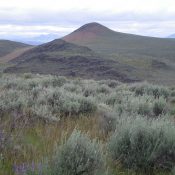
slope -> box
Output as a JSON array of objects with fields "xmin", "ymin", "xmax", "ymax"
[
  {"xmin": 63, "ymin": 22, "xmax": 175, "ymax": 61},
  {"xmin": 4, "ymin": 39, "xmax": 137, "ymax": 82},
  {"xmin": 63, "ymin": 22, "xmax": 175, "ymax": 85},
  {"xmin": 0, "ymin": 46, "xmax": 34, "ymax": 64},
  {"xmin": 0, "ymin": 40, "xmax": 30, "ymax": 57}
]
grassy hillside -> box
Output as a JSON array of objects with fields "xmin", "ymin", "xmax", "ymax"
[
  {"xmin": 3, "ymin": 23, "xmax": 175, "ymax": 85},
  {"xmin": 4, "ymin": 39, "xmax": 138, "ymax": 82},
  {"xmin": 0, "ymin": 47, "xmax": 34, "ymax": 64},
  {"xmin": 0, "ymin": 40, "xmax": 30, "ymax": 57},
  {"xmin": 63, "ymin": 22, "xmax": 175, "ymax": 85},
  {"xmin": 0, "ymin": 73, "xmax": 175, "ymax": 175},
  {"xmin": 63, "ymin": 22, "xmax": 175, "ymax": 60}
]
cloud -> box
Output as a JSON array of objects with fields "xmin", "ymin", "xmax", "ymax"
[{"xmin": 0, "ymin": 0, "xmax": 175, "ymax": 38}]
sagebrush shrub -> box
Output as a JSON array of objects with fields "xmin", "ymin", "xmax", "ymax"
[
  {"xmin": 33, "ymin": 86, "xmax": 97, "ymax": 117},
  {"xmin": 172, "ymin": 167, "xmax": 175, "ymax": 175},
  {"xmin": 114, "ymin": 94, "xmax": 154, "ymax": 116},
  {"xmin": 171, "ymin": 90, "xmax": 175, "ymax": 97},
  {"xmin": 137, "ymin": 102, "xmax": 152, "ymax": 116},
  {"xmin": 150, "ymin": 87, "xmax": 169, "ymax": 99},
  {"xmin": 0, "ymin": 90, "xmax": 27, "ymax": 114},
  {"xmin": 63, "ymin": 83, "xmax": 82, "ymax": 93},
  {"xmin": 96, "ymin": 84, "xmax": 111, "ymax": 94},
  {"xmin": 130, "ymin": 83, "xmax": 170, "ymax": 99},
  {"xmin": 98, "ymin": 104, "xmax": 118, "ymax": 134},
  {"xmin": 41, "ymin": 76, "xmax": 67, "ymax": 87},
  {"xmin": 78, "ymin": 97, "xmax": 97, "ymax": 114},
  {"xmin": 108, "ymin": 116, "xmax": 175, "ymax": 173},
  {"xmin": 23, "ymin": 73, "xmax": 33, "ymax": 79},
  {"xmin": 0, "ymin": 129, "xmax": 5, "ymax": 152},
  {"xmin": 98, "ymin": 79, "xmax": 120, "ymax": 88},
  {"xmin": 83, "ymin": 86, "xmax": 97, "ymax": 97},
  {"xmin": 56, "ymin": 93, "xmax": 80, "ymax": 115},
  {"xmin": 153, "ymin": 98, "xmax": 167, "ymax": 116},
  {"xmin": 171, "ymin": 97, "xmax": 175, "ymax": 103},
  {"xmin": 105, "ymin": 93, "xmax": 120, "ymax": 106},
  {"xmin": 51, "ymin": 130, "xmax": 104, "ymax": 175},
  {"xmin": 170, "ymin": 108, "xmax": 175, "ymax": 115}
]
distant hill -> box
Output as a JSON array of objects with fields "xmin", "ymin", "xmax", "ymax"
[
  {"xmin": 30, "ymin": 34, "xmax": 61, "ymax": 44},
  {"xmin": 4, "ymin": 23, "xmax": 175, "ymax": 85},
  {"xmin": 168, "ymin": 34, "xmax": 175, "ymax": 38},
  {"xmin": 63, "ymin": 22, "xmax": 175, "ymax": 61},
  {"xmin": 0, "ymin": 40, "xmax": 30, "ymax": 57},
  {"xmin": 0, "ymin": 34, "xmax": 61, "ymax": 45},
  {"xmin": 5, "ymin": 39, "xmax": 136, "ymax": 82},
  {"xmin": 16, "ymin": 34, "xmax": 61, "ymax": 45},
  {"xmin": 0, "ymin": 47, "xmax": 34, "ymax": 64},
  {"xmin": 63, "ymin": 22, "xmax": 175, "ymax": 85}
]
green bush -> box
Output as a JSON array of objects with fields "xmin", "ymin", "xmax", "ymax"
[
  {"xmin": 170, "ymin": 108, "xmax": 175, "ymax": 115},
  {"xmin": 83, "ymin": 86, "xmax": 97, "ymax": 97},
  {"xmin": 137, "ymin": 102, "xmax": 152, "ymax": 116},
  {"xmin": 153, "ymin": 98, "xmax": 167, "ymax": 116},
  {"xmin": 79, "ymin": 97, "xmax": 97, "ymax": 114},
  {"xmin": 58, "ymin": 94, "xmax": 97, "ymax": 116},
  {"xmin": 172, "ymin": 167, "xmax": 175, "ymax": 175},
  {"xmin": 130, "ymin": 83, "xmax": 170, "ymax": 99},
  {"xmin": 131, "ymin": 83, "xmax": 145, "ymax": 96},
  {"xmin": 59, "ymin": 94, "xmax": 81, "ymax": 115},
  {"xmin": 96, "ymin": 84, "xmax": 111, "ymax": 94},
  {"xmin": 114, "ymin": 95, "xmax": 154, "ymax": 116},
  {"xmin": 41, "ymin": 76, "xmax": 67, "ymax": 88},
  {"xmin": 98, "ymin": 105, "xmax": 117, "ymax": 134},
  {"xmin": 36, "ymin": 88, "xmax": 97, "ymax": 117},
  {"xmin": 171, "ymin": 97, "xmax": 175, "ymax": 105},
  {"xmin": 63, "ymin": 83, "xmax": 82, "ymax": 93},
  {"xmin": 23, "ymin": 73, "xmax": 33, "ymax": 79},
  {"xmin": 0, "ymin": 90, "xmax": 27, "ymax": 114},
  {"xmin": 98, "ymin": 79, "xmax": 121, "ymax": 88},
  {"xmin": 171, "ymin": 90, "xmax": 175, "ymax": 97},
  {"xmin": 105, "ymin": 93, "xmax": 120, "ymax": 106},
  {"xmin": 51, "ymin": 130, "xmax": 104, "ymax": 175},
  {"xmin": 108, "ymin": 117, "xmax": 175, "ymax": 173}
]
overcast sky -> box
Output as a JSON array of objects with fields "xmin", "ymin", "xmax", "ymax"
[{"xmin": 0, "ymin": 0, "xmax": 175, "ymax": 40}]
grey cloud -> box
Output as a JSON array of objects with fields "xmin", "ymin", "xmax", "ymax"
[
  {"xmin": 0, "ymin": 8, "xmax": 175, "ymax": 25},
  {"xmin": 0, "ymin": 8, "xmax": 175, "ymax": 39}
]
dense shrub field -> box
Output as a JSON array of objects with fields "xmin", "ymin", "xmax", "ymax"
[
  {"xmin": 0, "ymin": 73, "xmax": 175, "ymax": 175},
  {"xmin": 108, "ymin": 117, "xmax": 175, "ymax": 173}
]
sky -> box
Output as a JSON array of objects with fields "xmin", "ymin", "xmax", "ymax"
[{"xmin": 0, "ymin": 0, "xmax": 175, "ymax": 42}]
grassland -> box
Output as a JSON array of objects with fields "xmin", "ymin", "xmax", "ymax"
[
  {"xmin": 63, "ymin": 22, "xmax": 175, "ymax": 85},
  {"xmin": 0, "ymin": 47, "xmax": 34, "ymax": 64},
  {"xmin": 0, "ymin": 40, "xmax": 30, "ymax": 58},
  {"xmin": 0, "ymin": 73, "xmax": 175, "ymax": 175},
  {"xmin": 63, "ymin": 23, "xmax": 175, "ymax": 60}
]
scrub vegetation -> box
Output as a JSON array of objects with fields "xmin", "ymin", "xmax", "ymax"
[{"xmin": 0, "ymin": 73, "xmax": 175, "ymax": 175}]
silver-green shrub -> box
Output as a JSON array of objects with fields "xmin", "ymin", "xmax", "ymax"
[
  {"xmin": 41, "ymin": 76, "xmax": 67, "ymax": 87},
  {"xmin": 51, "ymin": 130, "xmax": 104, "ymax": 175},
  {"xmin": 96, "ymin": 84, "xmax": 112, "ymax": 94},
  {"xmin": 59, "ymin": 94, "xmax": 97, "ymax": 115},
  {"xmin": 98, "ymin": 105, "xmax": 117, "ymax": 134},
  {"xmin": 130, "ymin": 82, "xmax": 170, "ymax": 99},
  {"xmin": 98, "ymin": 79, "xmax": 121, "ymax": 88},
  {"xmin": 172, "ymin": 167, "xmax": 175, "ymax": 175},
  {"xmin": 152, "ymin": 98, "xmax": 168, "ymax": 116},
  {"xmin": 108, "ymin": 116, "xmax": 175, "ymax": 173},
  {"xmin": 0, "ymin": 74, "xmax": 171, "ymax": 122}
]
